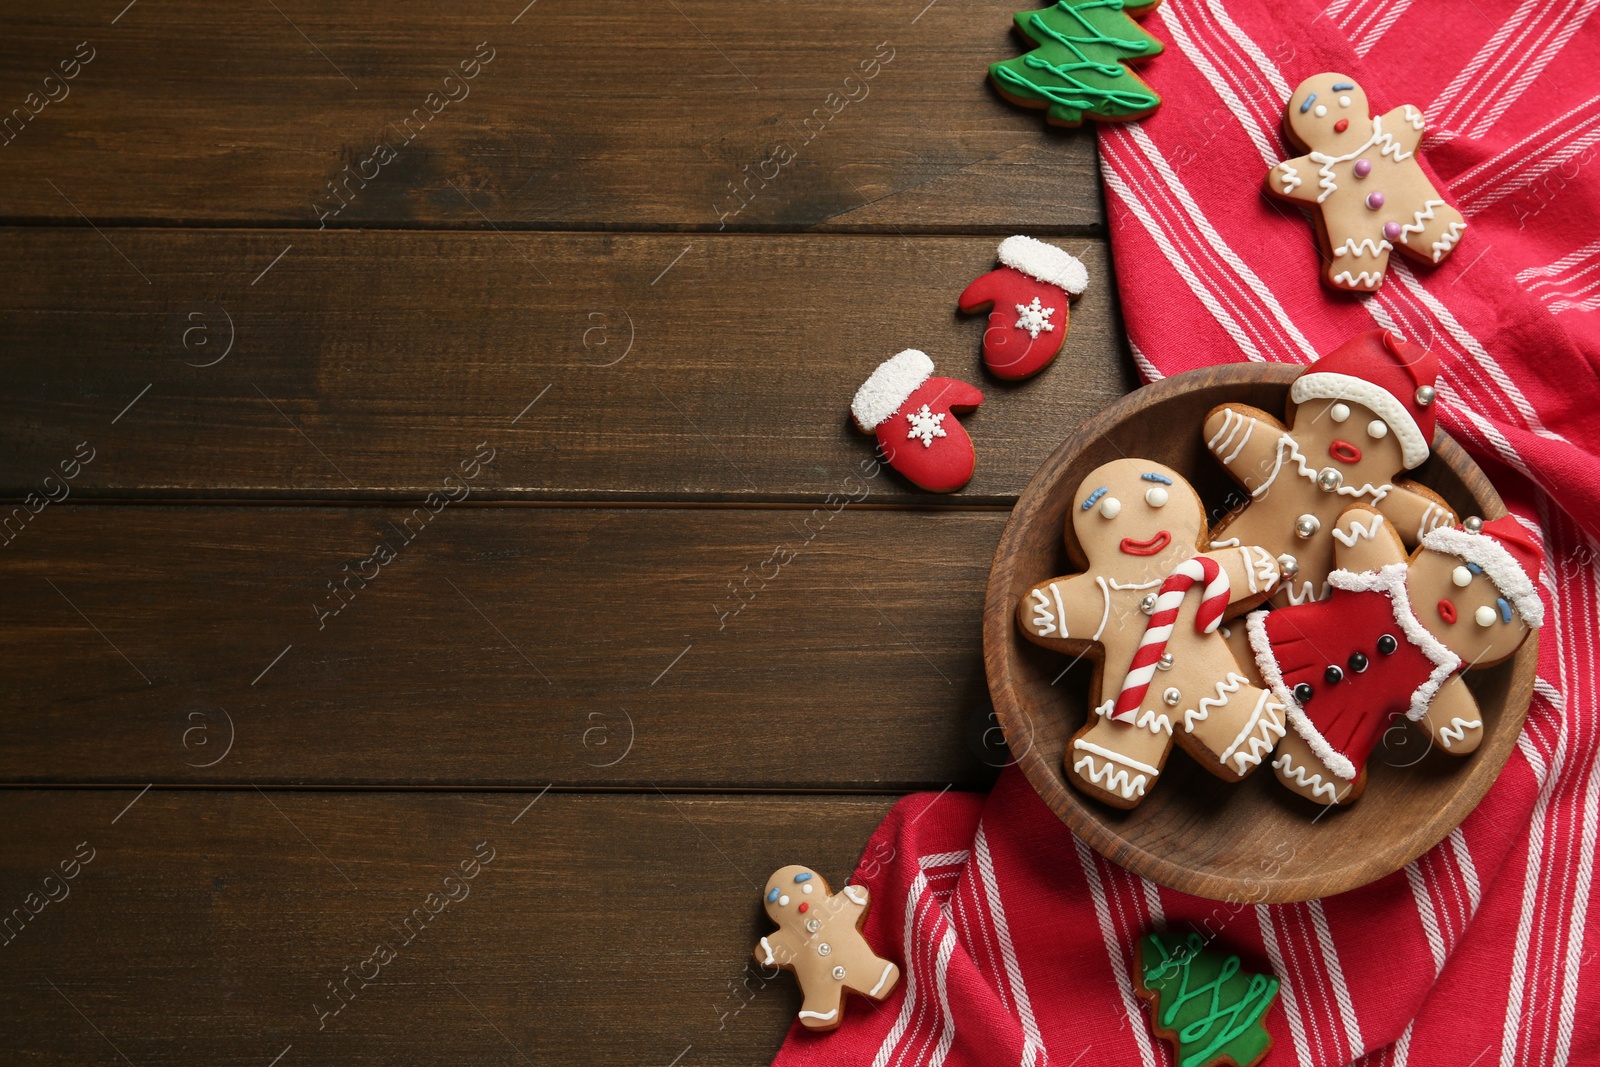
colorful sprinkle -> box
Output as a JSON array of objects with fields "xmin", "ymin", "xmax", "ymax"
[
  {"xmin": 1140, "ymin": 472, "xmax": 1173, "ymax": 484},
  {"xmin": 1299, "ymin": 93, "xmax": 1317, "ymax": 114},
  {"xmin": 793, "ymin": 872, "xmax": 812, "ymax": 882},
  {"xmin": 1082, "ymin": 486, "xmax": 1109, "ymax": 510},
  {"xmin": 1498, "ymin": 597, "xmax": 1513, "ymax": 623}
]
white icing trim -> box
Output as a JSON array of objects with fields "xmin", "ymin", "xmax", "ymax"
[
  {"xmin": 1331, "ymin": 511, "xmax": 1385, "ymax": 547},
  {"xmin": 1333, "ymin": 237, "xmax": 1393, "ymax": 259},
  {"xmin": 1438, "ymin": 716, "xmax": 1481, "ymax": 749},
  {"xmin": 1238, "ymin": 546, "xmax": 1258, "ymax": 594},
  {"xmin": 1209, "ymin": 537, "xmax": 1242, "ymax": 548},
  {"xmin": 1052, "ymin": 583, "xmax": 1068, "ymax": 638},
  {"xmin": 1290, "ymin": 374, "xmax": 1430, "ymax": 469},
  {"xmin": 1255, "ymin": 432, "xmax": 1395, "ymax": 500},
  {"xmin": 1028, "ymin": 587, "xmax": 1057, "ymax": 637},
  {"xmin": 1421, "ymin": 526, "xmax": 1544, "ymax": 627},
  {"xmin": 1307, "ymin": 115, "xmax": 1413, "ymax": 203},
  {"xmin": 1094, "ymin": 701, "xmax": 1173, "ymax": 735},
  {"xmin": 1223, "ymin": 417, "xmax": 1254, "ymax": 464},
  {"xmin": 1275, "ymin": 160, "xmax": 1302, "ymax": 193},
  {"xmin": 1073, "ymin": 739, "xmax": 1160, "ymax": 776},
  {"xmin": 868, "ymin": 962, "xmax": 895, "ymax": 997},
  {"xmin": 761, "ymin": 936, "xmax": 776, "ymax": 966},
  {"xmin": 799, "ymin": 1009, "xmax": 838, "ymax": 1022},
  {"xmin": 996, "ymin": 235, "xmax": 1088, "ymax": 295},
  {"xmin": 1186, "ymin": 671, "xmax": 1250, "ymax": 732},
  {"xmin": 1209, "ymin": 407, "xmax": 1243, "ymax": 456},
  {"xmin": 1072, "ymin": 750, "xmax": 1149, "ymax": 800},
  {"xmin": 842, "ymin": 885, "xmax": 867, "ymax": 905},
  {"xmin": 1326, "ymin": 563, "xmax": 1462, "ymax": 720},
  {"xmin": 1273, "ymin": 751, "xmax": 1340, "ymax": 803},
  {"xmin": 1221, "ymin": 688, "xmax": 1286, "ymax": 773},
  {"xmin": 1431, "ymin": 221, "xmax": 1466, "ymax": 262},
  {"xmin": 1285, "ymin": 579, "xmax": 1330, "ymax": 605},
  {"xmin": 1246, "ymin": 609, "xmax": 1359, "ymax": 779},
  {"xmin": 851, "ymin": 349, "xmax": 932, "ymax": 430},
  {"xmin": 1402, "ymin": 104, "xmax": 1425, "ymax": 132},
  {"xmin": 1333, "ymin": 270, "xmax": 1384, "ymax": 290}
]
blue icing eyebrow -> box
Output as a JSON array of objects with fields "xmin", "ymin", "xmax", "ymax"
[
  {"xmin": 1332, "ymin": 82, "xmax": 1355, "ymax": 91},
  {"xmin": 1082, "ymin": 486, "xmax": 1109, "ymax": 510},
  {"xmin": 1300, "ymin": 92, "xmax": 1318, "ymax": 113},
  {"xmin": 1141, "ymin": 472, "xmax": 1172, "ymax": 484},
  {"xmin": 793, "ymin": 872, "xmax": 811, "ymax": 883},
  {"xmin": 1467, "ymin": 562, "xmax": 1484, "ymax": 574},
  {"xmin": 1497, "ymin": 597, "xmax": 1513, "ymax": 623},
  {"xmin": 766, "ymin": 887, "xmax": 780, "ymax": 902}
]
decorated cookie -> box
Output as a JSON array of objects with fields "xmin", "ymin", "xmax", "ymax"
[
  {"xmin": 989, "ymin": 0, "xmax": 1165, "ymax": 128},
  {"xmin": 958, "ymin": 236, "xmax": 1089, "ymax": 380},
  {"xmin": 1205, "ymin": 329, "xmax": 1456, "ymax": 616},
  {"xmin": 1137, "ymin": 932, "xmax": 1280, "ymax": 1067},
  {"xmin": 851, "ymin": 350, "xmax": 984, "ymax": 493},
  {"xmin": 753, "ymin": 865, "xmax": 900, "ymax": 1032},
  {"xmin": 1267, "ymin": 72, "xmax": 1465, "ymax": 292},
  {"xmin": 1251, "ymin": 508, "xmax": 1543, "ymax": 805},
  {"xmin": 1016, "ymin": 459, "xmax": 1287, "ymax": 808}
]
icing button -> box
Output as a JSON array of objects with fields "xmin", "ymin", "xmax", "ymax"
[
  {"xmin": 832, "ymin": 966, "xmax": 846, "ymax": 981},
  {"xmin": 1377, "ymin": 634, "xmax": 1398, "ymax": 655},
  {"xmin": 1140, "ymin": 593, "xmax": 1159, "ymax": 615},
  {"xmin": 1157, "ymin": 652, "xmax": 1175, "ymax": 671},
  {"xmin": 1348, "ymin": 651, "xmax": 1369, "ymax": 673},
  {"xmin": 1384, "ymin": 221, "xmax": 1402, "ymax": 241},
  {"xmin": 1277, "ymin": 553, "xmax": 1299, "ymax": 578},
  {"xmin": 1415, "ymin": 385, "xmax": 1436, "ymax": 407},
  {"xmin": 1353, "ymin": 159, "xmax": 1372, "ymax": 178},
  {"xmin": 1324, "ymin": 665, "xmax": 1344, "ymax": 685},
  {"xmin": 1463, "ymin": 515, "xmax": 1483, "ymax": 533},
  {"xmin": 817, "ymin": 943, "xmax": 832, "ymax": 957},
  {"xmin": 1294, "ymin": 514, "xmax": 1320, "ymax": 539},
  {"xmin": 1366, "ymin": 191, "xmax": 1385, "ymax": 210},
  {"xmin": 1293, "ymin": 682, "xmax": 1314, "ymax": 704},
  {"xmin": 1162, "ymin": 687, "xmax": 1182, "ymax": 707},
  {"xmin": 1316, "ymin": 467, "xmax": 1344, "ymax": 492},
  {"xmin": 806, "ymin": 918, "xmax": 822, "ymax": 932}
]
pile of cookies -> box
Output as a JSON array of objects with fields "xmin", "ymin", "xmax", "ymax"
[{"xmin": 1014, "ymin": 329, "xmax": 1544, "ymax": 808}]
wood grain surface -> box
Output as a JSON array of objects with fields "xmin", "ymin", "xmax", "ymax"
[
  {"xmin": 0, "ymin": 0, "xmax": 1101, "ymax": 231},
  {"xmin": 0, "ymin": 790, "xmax": 904, "ymax": 1066},
  {"xmin": 0, "ymin": 1, "xmax": 1139, "ymax": 1062},
  {"xmin": 1, "ymin": 505, "xmax": 999, "ymax": 788},
  {"xmin": 0, "ymin": 231, "xmax": 1132, "ymax": 502}
]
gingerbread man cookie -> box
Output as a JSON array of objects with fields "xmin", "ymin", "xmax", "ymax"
[
  {"xmin": 1250, "ymin": 508, "xmax": 1543, "ymax": 805},
  {"xmin": 753, "ymin": 865, "xmax": 899, "ymax": 1031},
  {"xmin": 1205, "ymin": 330, "xmax": 1455, "ymax": 618},
  {"xmin": 1267, "ymin": 73, "xmax": 1465, "ymax": 292},
  {"xmin": 1016, "ymin": 459, "xmax": 1288, "ymax": 808}
]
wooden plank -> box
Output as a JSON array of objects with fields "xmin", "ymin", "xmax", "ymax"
[
  {"xmin": 0, "ymin": 789, "xmax": 906, "ymax": 1065},
  {"xmin": 0, "ymin": 0, "xmax": 1101, "ymax": 231},
  {"xmin": 0, "ymin": 505, "xmax": 1007, "ymax": 788},
  {"xmin": 0, "ymin": 230, "xmax": 1134, "ymax": 502}
]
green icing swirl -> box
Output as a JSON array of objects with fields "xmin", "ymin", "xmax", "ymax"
[{"xmin": 990, "ymin": 0, "xmax": 1163, "ymax": 124}]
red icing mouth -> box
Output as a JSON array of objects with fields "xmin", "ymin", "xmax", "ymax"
[
  {"xmin": 1334, "ymin": 118, "xmax": 1350, "ymax": 134},
  {"xmin": 1329, "ymin": 439, "xmax": 1363, "ymax": 464},
  {"xmin": 1438, "ymin": 599, "xmax": 1457, "ymax": 624},
  {"xmin": 1120, "ymin": 531, "xmax": 1172, "ymax": 556}
]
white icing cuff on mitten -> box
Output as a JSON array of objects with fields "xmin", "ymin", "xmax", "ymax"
[
  {"xmin": 851, "ymin": 349, "xmax": 933, "ymax": 431},
  {"xmin": 997, "ymin": 236, "xmax": 1089, "ymax": 295}
]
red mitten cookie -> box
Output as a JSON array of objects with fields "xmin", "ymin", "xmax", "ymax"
[
  {"xmin": 958, "ymin": 236, "xmax": 1089, "ymax": 380},
  {"xmin": 851, "ymin": 349, "xmax": 984, "ymax": 493}
]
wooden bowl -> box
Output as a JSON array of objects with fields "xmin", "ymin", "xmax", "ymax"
[{"xmin": 983, "ymin": 364, "xmax": 1538, "ymax": 903}]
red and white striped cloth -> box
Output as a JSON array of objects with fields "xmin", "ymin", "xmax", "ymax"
[{"xmin": 775, "ymin": 1, "xmax": 1600, "ymax": 1064}]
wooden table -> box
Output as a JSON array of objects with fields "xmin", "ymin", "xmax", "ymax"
[{"xmin": 0, "ymin": 3, "xmax": 1133, "ymax": 1062}]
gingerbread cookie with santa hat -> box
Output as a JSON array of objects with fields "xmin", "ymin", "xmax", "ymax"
[
  {"xmin": 1016, "ymin": 458, "xmax": 1288, "ymax": 808},
  {"xmin": 1250, "ymin": 507, "xmax": 1543, "ymax": 805},
  {"xmin": 1203, "ymin": 329, "xmax": 1456, "ymax": 614},
  {"xmin": 753, "ymin": 865, "xmax": 899, "ymax": 1031}
]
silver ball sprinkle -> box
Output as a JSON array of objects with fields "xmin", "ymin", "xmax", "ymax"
[
  {"xmin": 1415, "ymin": 385, "xmax": 1436, "ymax": 407},
  {"xmin": 806, "ymin": 918, "xmax": 822, "ymax": 933},
  {"xmin": 1295, "ymin": 513, "xmax": 1320, "ymax": 539},
  {"xmin": 817, "ymin": 942, "xmax": 832, "ymax": 956},
  {"xmin": 1162, "ymin": 687, "xmax": 1182, "ymax": 707},
  {"xmin": 1278, "ymin": 554, "xmax": 1300, "ymax": 578},
  {"xmin": 1140, "ymin": 593, "xmax": 1159, "ymax": 615},
  {"xmin": 832, "ymin": 966, "xmax": 847, "ymax": 981},
  {"xmin": 1157, "ymin": 652, "xmax": 1175, "ymax": 671},
  {"xmin": 1463, "ymin": 515, "xmax": 1483, "ymax": 533},
  {"xmin": 1316, "ymin": 467, "xmax": 1344, "ymax": 492}
]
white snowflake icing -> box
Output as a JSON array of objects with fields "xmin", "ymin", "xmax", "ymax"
[
  {"xmin": 1013, "ymin": 297, "xmax": 1056, "ymax": 339},
  {"xmin": 905, "ymin": 404, "xmax": 947, "ymax": 448}
]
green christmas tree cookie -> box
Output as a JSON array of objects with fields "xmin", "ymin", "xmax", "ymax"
[
  {"xmin": 989, "ymin": 0, "xmax": 1165, "ymax": 127},
  {"xmin": 1135, "ymin": 933, "xmax": 1280, "ymax": 1067}
]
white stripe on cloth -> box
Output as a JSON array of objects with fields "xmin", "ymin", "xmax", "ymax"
[
  {"xmin": 1353, "ymin": 0, "xmax": 1414, "ymax": 56},
  {"xmin": 873, "ymin": 852, "xmax": 968, "ymax": 1067},
  {"xmin": 1256, "ymin": 906, "xmax": 1316, "ymax": 1067},
  {"xmin": 1140, "ymin": 879, "xmax": 1165, "ymax": 931},
  {"xmin": 928, "ymin": 927, "xmax": 958, "ymax": 1067},
  {"xmin": 1466, "ymin": 110, "xmax": 1600, "ymax": 218},
  {"xmin": 1405, "ymin": 861, "xmax": 1449, "ymax": 974},
  {"xmin": 1428, "ymin": 0, "xmax": 1577, "ymax": 140},
  {"xmin": 1459, "ymin": 0, "xmax": 1599, "ymax": 141},
  {"xmin": 1449, "ymin": 96, "xmax": 1600, "ymax": 208},
  {"xmin": 1308, "ymin": 899, "xmax": 1365, "ymax": 1058},
  {"xmin": 974, "ymin": 824, "xmax": 1046, "ymax": 1066},
  {"xmin": 1281, "ymin": 904, "xmax": 1343, "ymax": 1064},
  {"xmin": 1159, "ymin": 0, "xmax": 1282, "ymax": 166},
  {"xmin": 1448, "ymin": 827, "xmax": 1483, "ymax": 915},
  {"xmin": 1073, "ymin": 835, "xmax": 1157, "ymax": 1067},
  {"xmin": 1517, "ymin": 238, "xmax": 1600, "ymax": 291}
]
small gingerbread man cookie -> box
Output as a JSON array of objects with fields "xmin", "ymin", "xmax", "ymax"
[
  {"xmin": 753, "ymin": 865, "xmax": 899, "ymax": 1031},
  {"xmin": 1205, "ymin": 329, "xmax": 1456, "ymax": 614},
  {"xmin": 1016, "ymin": 459, "xmax": 1288, "ymax": 808},
  {"xmin": 1267, "ymin": 73, "xmax": 1465, "ymax": 292}
]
